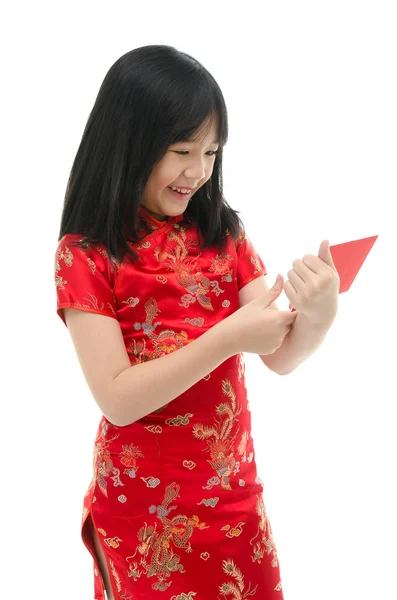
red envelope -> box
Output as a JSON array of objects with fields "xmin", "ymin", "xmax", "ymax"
[{"xmin": 291, "ymin": 235, "xmax": 378, "ymax": 311}]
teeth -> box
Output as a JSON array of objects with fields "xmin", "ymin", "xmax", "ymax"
[{"xmin": 170, "ymin": 186, "xmax": 190, "ymax": 194}]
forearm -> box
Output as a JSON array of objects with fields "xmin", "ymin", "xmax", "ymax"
[
  {"xmin": 260, "ymin": 310, "xmax": 338, "ymax": 376},
  {"xmin": 109, "ymin": 320, "xmax": 234, "ymax": 427}
]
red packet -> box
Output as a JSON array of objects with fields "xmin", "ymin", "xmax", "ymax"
[{"xmin": 290, "ymin": 235, "xmax": 378, "ymax": 311}]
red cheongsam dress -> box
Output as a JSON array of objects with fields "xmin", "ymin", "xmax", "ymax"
[{"xmin": 54, "ymin": 205, "xmax": 284, "ymax": 599}]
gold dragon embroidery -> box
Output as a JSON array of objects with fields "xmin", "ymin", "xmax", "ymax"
[{"xmin": 126, "ymin": 482, "xmax": 209, "ymax": 592}]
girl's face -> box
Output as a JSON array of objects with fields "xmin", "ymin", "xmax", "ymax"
[{"xmin": 140, "ymin": 117, "xmax": 219, "ymax": 221}]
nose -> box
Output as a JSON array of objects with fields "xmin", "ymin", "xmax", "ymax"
[{"xmin": 183, "ymin": 157, "xmax": 207, "ymax": 181}]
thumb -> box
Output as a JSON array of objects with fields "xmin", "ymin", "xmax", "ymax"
[
  {"xmin": 251, "ymin": 274, "xmax": 284, "ymax": 307},
  {"xmin": 318, "ymin": 239, "xmax": 336, "ymax": 269}
]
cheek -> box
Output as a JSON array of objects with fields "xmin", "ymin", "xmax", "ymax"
[
  {"xmin": 149, "ymin": 162, "xmax": 171, "ymax": 188},
  {"xmin": 160, "ymin": 169, "xmax": 179, "ymax": 188}
]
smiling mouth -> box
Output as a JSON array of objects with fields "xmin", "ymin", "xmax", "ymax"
[{"xmin": 167, "ymin": 187, "xmax": 193, "ymax": 199}]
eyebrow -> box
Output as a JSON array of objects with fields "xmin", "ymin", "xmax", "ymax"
[{"xmin": 183, "ymin": 139, "xmax": 219, "ymax": 145}]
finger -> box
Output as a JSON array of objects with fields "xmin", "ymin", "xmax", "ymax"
[
  {"xmin": 272, "ymin": 274, "xmax": 284, "ymax": 291},
  {"xmin": 280, "ymin": 310, "xmax": 298, "ymax": 322},
  {"xmin": 286, "ymin": 311, "xmax": 298, "ymax": 322},
  {"xmin": 252, "ymin": 275, "xmax": 284, "ymax": 307},
  {"xmin": 283, "ymin": 280, "xmax": 298, "ymax": 306},
  {"xmin": 288, "ymin": 266, "xmax": 315, "ymax": 291}
]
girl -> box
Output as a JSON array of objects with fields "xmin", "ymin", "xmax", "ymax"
[{"xmin": 54, "ymin": 45, "xmax": 299, "ymax": 599}]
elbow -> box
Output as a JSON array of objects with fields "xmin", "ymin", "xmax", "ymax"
[
  {"xmin": 106, "ymin": 401, "xmax": 138, "ymax": 429},
  {"xmin": 106, "ymin": 401, "xmax": 132, "ymax": 427},
  {"xmin": 274, "ymin": 366, "xmax": 296, "ymax": 376},
  {"xmin": 106, "ymin": 407, "xmax": 134, "ymax": 428},
  {"xmin": 102, "ymin": 372, "xmax": 136, "ymax": 427},
  {"xmin": 105, "ymin": 413, "xmax": 124, "ymax": 427},
  {"xmin": 97, "ymin": 381, "xmax": 127, "ymax": 427},
  {"xmin": 99, "ymin": 404, "xmax": 124, "ymax": 427}
]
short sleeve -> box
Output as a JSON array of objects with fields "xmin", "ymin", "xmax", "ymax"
[
  {"xmin": 235, "ymin": 228, "xmax": 267, "ymax": 291},
  {"xmin": 54, "ymin": 234, "xmax": 118, "ymax": 327}
]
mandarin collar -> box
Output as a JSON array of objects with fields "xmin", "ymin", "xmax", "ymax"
[{"xmin": 137, "ymin": 205, "xmax": 184, "ymax": 229}]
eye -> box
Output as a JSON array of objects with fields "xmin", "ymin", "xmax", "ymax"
[{"xmin": 174, "ymin": 150, "xmax": 219, "ymax": 157}]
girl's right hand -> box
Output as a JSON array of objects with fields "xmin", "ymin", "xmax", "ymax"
[{"xmin": 223, "ymin": 275, "xmax": 298, "ymax": 355}]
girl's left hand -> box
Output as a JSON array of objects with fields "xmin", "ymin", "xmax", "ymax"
[{"xmin": 284, "ymin": 240, "xmax": 340, "ymax": 324}]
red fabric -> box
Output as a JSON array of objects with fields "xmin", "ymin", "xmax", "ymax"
[{"xmin": 54, "ymin": 206, "xmax": 284, "ymax": 599}]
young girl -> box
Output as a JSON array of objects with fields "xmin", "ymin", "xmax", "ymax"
[{"xmin": 54, "ymin": 45, "xmax": 299, "ymax": 600}]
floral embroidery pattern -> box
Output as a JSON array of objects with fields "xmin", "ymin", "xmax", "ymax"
[
  {"xmin": 119, "ymin": 443, "xmax": 145, "ymax": 479},
  {"xmin": 209, "ymin": 252, "xmax": 235, "ymax": 283}
]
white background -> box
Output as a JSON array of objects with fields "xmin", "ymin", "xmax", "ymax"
[{"xmin": 2, "ymin": 1, "xmax": 396, "ymax": 598}]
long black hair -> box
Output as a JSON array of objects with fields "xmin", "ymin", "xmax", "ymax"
[{"xmin": 57, "ymin": 45, "xmax": 245, "ymax": 264}]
